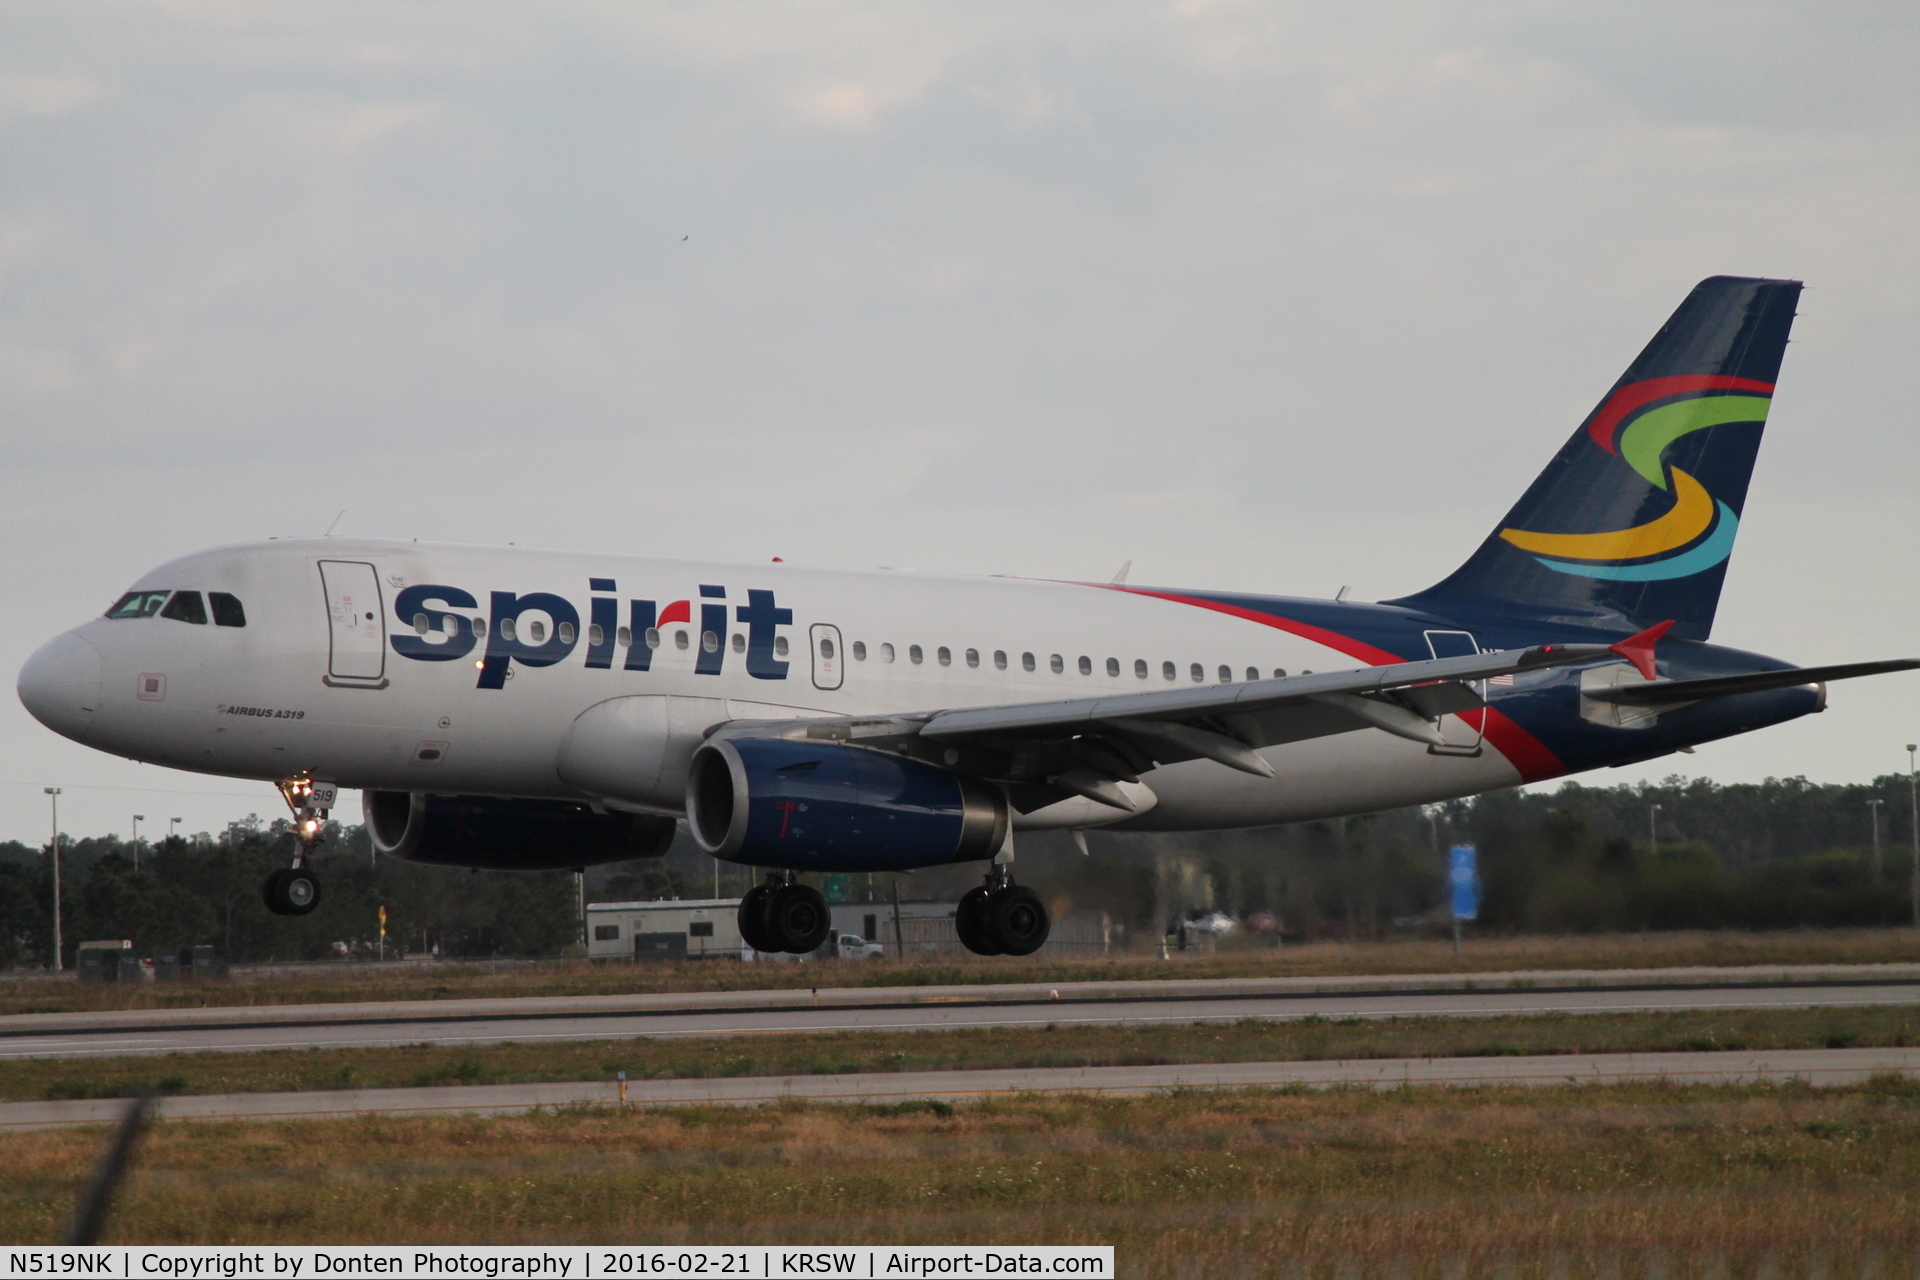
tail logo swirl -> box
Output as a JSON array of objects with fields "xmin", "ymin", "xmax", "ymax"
[{"xmin": 1499, "ymin": 377, "xmax": 1772, "ymax": 582}]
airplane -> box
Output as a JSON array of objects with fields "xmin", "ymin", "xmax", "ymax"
[{"xmin": 18, "ymin": 276, "xmax": 1918, "ymax": 958}]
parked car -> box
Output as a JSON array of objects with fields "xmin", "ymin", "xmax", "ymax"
[{"xmin": 837, "ymin": 933, "xmax": 886, "ymax": 959}]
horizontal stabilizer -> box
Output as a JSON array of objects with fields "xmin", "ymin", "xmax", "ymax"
[{"xmin": 1585, "ymin": 658, "xmax": 1920, "ymax": 707}]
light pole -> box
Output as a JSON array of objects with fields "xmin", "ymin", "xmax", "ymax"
[
  {"xmin": 169, "ymin": 817, "xmax": 182, "ymax": 842},
  {"xmin": 132, "ymin": 814, "xmax": 145, "ymax": 870},
  {"xmin": 1869, "ymin": 798, "xmax": 1886, "ymax": 883},
  {"xmin": 1908, "ymin": 744, "xmax": 1918, "ymax": 930},
  {"xmin": 1649, "ymin": 802, "xmax": 1662, "ymax": 853},
  {"xmin": 43, "ymin": 788, "xmax": 62, "ymax": 971}
]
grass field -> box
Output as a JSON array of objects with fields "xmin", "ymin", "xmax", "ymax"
[
  {"xmin": 5, "ymin": 927, "xmax": 1920, "ymax": 1017},
  {"xmin": 11, "ymin": 1005, "xmax": 1920, "ymax": 1102},
  {"xmin": 5, "ymin": 1080, "xmax": 1919, "ymax": 1267}
]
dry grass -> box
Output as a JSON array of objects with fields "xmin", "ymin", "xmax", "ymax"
[
  {"xmin": 6, "ymin": 927, "xmax": 1920, "ymax": 1017},
  {"xmin": 11, "ymin": 1004, "xmax": 1920, "ymax": 1103},
  {"xmin": 4, "ymin": 1079, "xmax": 1919, "ymax": 1266}
]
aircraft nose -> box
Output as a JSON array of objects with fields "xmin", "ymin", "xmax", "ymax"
[{"xmin": 17, "ymin": 631, "xmax": 102, "ymax": 745}]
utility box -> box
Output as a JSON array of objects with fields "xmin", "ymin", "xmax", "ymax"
[
  {"xmin": 76, "ymin": 941, "xmax": 140, "ymax": 984},
  {"xmin": 155, "ymin": 944, "xmax": 228, "ymax": 982}
]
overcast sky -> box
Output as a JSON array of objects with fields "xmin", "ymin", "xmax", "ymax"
[{"xmin": 2, "ymin": 1, "xmax": 1916, "ymax": 844}]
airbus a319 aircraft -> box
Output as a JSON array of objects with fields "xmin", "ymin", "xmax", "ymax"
[{"xmin": 18, "ymin": 277, "xmax": 1917, "ymax": 957}]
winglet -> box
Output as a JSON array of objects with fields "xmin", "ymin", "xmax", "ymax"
[
  {"xmin": 1110, "ymin": 561, "xmax": 1131, "ymax": 586},
  {"xmin": 324, "ymin": 510, "xmax": 347, "ymax": 537},
  {"xmin": 1609, "ymin": 619, "xmax": 1674, "ymax": 681}
]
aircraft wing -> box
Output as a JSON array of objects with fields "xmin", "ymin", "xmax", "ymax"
[{"xmin": 717, "ymin": 640, "xmax": 1619, "ymax": 812}]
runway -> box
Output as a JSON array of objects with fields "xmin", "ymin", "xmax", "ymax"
[
  {"xmin": 4, "ymin": 963, "xmax": 1917, "ymax": 1062},
  {"xmin": 4, "ymin": 1045, "xmax": 1915, "ymax": 1131}
]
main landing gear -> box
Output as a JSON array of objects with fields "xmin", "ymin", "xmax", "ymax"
[
  {"xmin": 738, "ymin": 873, "xmax": 833, "ymax": 955},
  {"xmin": 956, "ymin": 867, "xmax": 1050, "ymax": 957},
  {"xmin": 263, "ymin": 778, "xmax": 331, "ymax": 917}
]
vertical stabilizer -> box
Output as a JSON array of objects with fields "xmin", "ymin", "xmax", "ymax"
[{"xmin": 1389, "ymin": 276, "xmax": 1801, "ymax": 639}]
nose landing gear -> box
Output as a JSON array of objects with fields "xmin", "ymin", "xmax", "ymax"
[
  {"xmin": 957, "ymin": 866, "xmax": 1050, "ymax": 957},
  {"xmin": 264, "ymin": 778, "xmax": 333, "ymax": 917},
  {"xmin": 737, "ymin": 872, "xmax": 833, "ymax": 954}
]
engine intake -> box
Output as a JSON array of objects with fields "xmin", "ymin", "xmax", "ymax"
[
  {"xmin": 686, "ymin": 738, "xmax": 1007, "ymax": 871},
  {"xmin": 363, "ymin": 791, "xmax": 676, "ymax": 870}
]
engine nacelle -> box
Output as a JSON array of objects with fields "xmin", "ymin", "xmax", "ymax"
[
  {"xmin": 363, "ymin": 791, "xmax": 677, "ymax": 870},
  {"xmin": 685, "ymin": 738, "xmax": 1008, "ymax": 871}
]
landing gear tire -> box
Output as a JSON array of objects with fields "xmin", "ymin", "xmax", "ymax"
[
  {"xmin": 737, "ymin": 884, "xmax": 778, "ymax": 953},
  {"xmin": 955, "ymin": 886, "xmax": 1003, "ymax": 956},
  {"xmin": 767, "ymin": 883, "xmax": 832, "ymax": 954},
  {"xmin": 263, "ymin": 867, "xmax": 322, "ymax": 916},
  {"xmin": 989, "ymin": 885, "xmax": 1049, "ymax": 956}
]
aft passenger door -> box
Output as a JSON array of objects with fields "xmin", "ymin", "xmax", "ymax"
[
  {"xmin": 1423, "ymin": 629, "xmax": 1483, "ymax": 755},
  {"xmin": 319, "ymin": 560, "xmax": 388, "ymax": 687},
  {"xmin": 810, "ymin": 624, "xmax": 843, "ymax": 691}
]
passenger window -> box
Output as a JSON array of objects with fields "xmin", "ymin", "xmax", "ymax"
[
  {"xmin": 159, "ymin": 591, "xmax": 207, "ymax": 625},
  {"xmin": 1163, "ymin": 661, "xmax": 1176, "ymax": 681},
  {"xmin": 1190, "ymin": 663, "xmax": 1204, "ymax": 683},
  {"xmin": 731, "ymin": 633, "xmax": 745, "ymax": 653},
  {"xmin": 560, "ymin": 622, "xmax": 577, "ymax": 645},
  {"xmin": 675, "ymin": 630, "xmax": 690, "ymax": 650},
  {"xmin": 589, "ymin": 624, "xmax": 605, "ymax": 646},
  {"xmin": 1247, "ymin": 666, "xmax": 1260, "ymax": 682},
  {"xmin": 1078, "ymin": 656, "xmax": 1092, "ymax": 675},
  {"xmin": 106, "ymin": 590, "xmax": 172, "ymax": 619},
  {"xmin": 1273, "ymin": 668, "xmax": 1287, "ymax": 678},
  {"xmin": 1050, "ymin": 654, "xmax": 1064, "ymax": 674},
  {"xmin": 414, "ymin": 613, "xmax": 430, "ymax": 635},
  {"xmin": 820, "ymin": 637, "xmax": 836, "ymax": 659},
  {"xmin": 209, "ymin": 592, "xmax": 246, "ymax": 627},
  {"xmin": 529, "ymin": 620, "xmax": 547, "ymax": 644},
  {"xmin": 616, "ymin": 625, "xmax": 632, "ymax": 647},
  {"xmin": 965, "ymin": 648, "xmax": 979, "ymax": 668},
  {"xmin": 1105, "ymin": 657, "xmax": 1119, "ymax": 677},
  {"xmin": 646, "ymin": 627, "xmax": 661, "ymax": 648},
  {"xmin": 1022, "ymin": 652, "xmax": 1036, "ymax": 672},
  {"xmin": 994, "ymin": 651, "xmax": 1008, "ymax": 670},
  {"xmin": 881, "ymin": 642, "xmax": 895, "ymax": 662},
  {"xmin": 909, "ymin": 644, "xmax": 923, "ymax": 664},
  {"xmin": 852, "ymin": 641, "xmax": 866, "ymax": 661},
  {"xmin": 1218, "ymin": 665, "xmax": 1232, "ymax": 683},
  {"xmin": 937, "ymin": 646, "xmax": 951, "ymax": 666},
  {"xmin": 1135, "ymin": 659, "xmax": 1148, "ymax": 679},
  {"xmin": 501, "ymin": 618, "xmax": 518, "ymax": 642},
  {"xmin": 777, "ymin": 636, "xmax": 791, "ymax": 658},
  {"xmin": 701, "ymin": 630, "xmax": 718, "ymax": 652}
]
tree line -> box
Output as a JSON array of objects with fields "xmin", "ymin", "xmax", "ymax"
[{"xmin": 2, "ymin": 771, "xmax": 1917, "ymax": 967}]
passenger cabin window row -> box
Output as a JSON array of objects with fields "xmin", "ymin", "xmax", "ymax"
[
  {"xmin": 838, "ymin": 638, "xmax": 1285, "ymax": 684},
  {"xmin": 106, "ymin": 590, "xmax": 246, "ymax": 627}
]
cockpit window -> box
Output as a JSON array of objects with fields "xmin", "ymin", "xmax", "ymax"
[
  {"xmin": 209, "ymin": 592, "xmax": 246, "ymax": 627},
  {"xmin": 106, "ymin": 590, "xmax": 171, "ymax": 619},
  {"xmin": 159, "ymin": 591, "xmax": 208, "ymax": 624}
]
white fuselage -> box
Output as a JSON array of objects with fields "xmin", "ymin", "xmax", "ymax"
[{"xmin": 23, "ymin": 537, "xmax": 1527, "ymax": 833}]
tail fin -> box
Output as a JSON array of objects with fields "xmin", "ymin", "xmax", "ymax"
[{"xmin": 1389, "ymin": 275, "xmax": 1801, "ymax": 640}]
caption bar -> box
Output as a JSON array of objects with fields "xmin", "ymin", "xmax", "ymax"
[{"xmin": 4, "ymin": 1248, "xmax": 1113, "ymax": 1280}]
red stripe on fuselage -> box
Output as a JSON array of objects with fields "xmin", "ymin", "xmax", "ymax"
[
  {"xmin": 1584, "ymin": 375, "xmax": 1775, "ymax": 453},
  {"xmin": 1093, "ymin": 585, "xmax": 1566, "ymax": 784}
]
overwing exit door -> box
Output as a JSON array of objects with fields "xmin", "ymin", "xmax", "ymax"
[
  {"xmin": 319, "ymin": 560, "xmax": 387, "ymax": 687},
  {"xmin": 810, "ymin": 624, "xmax": 844, "ymax": 691},
  {"xmin": 1423, "ymin": 629, "xmax": 1484, "ymax": 755}
]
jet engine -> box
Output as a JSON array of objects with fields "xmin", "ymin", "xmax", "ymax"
[
  {"xmin": 685, "ymin": 738, "xmax": 1007, "ymax": 871},
  {"xmin": 363, "ymin": 791, "xmax": 677, "ymax": 870}
]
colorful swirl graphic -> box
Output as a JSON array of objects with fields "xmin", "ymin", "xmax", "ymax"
[{"xmin": 1500, "ymin": 380, "xmax": 1771, "ymax": 582}]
